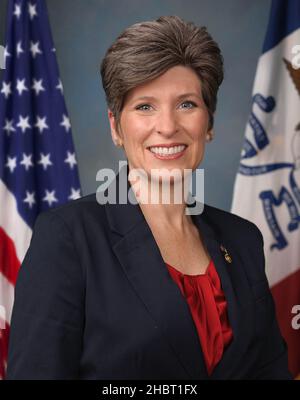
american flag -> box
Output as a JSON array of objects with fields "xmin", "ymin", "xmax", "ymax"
[{"xmin": 0, "ymin": 0, "xmax": 81, "ymax": 379}]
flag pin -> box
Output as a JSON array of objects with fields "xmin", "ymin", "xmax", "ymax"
[{"xmin": 220, "ymin": 244, "xmax": 232, "ymax": 263}]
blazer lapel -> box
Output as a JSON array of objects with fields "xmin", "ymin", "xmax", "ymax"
[
  {"xmin": 192, "ymin": 211, "xmax": 256, "ymax": 379},
  {"xmin": 104, "ymin": 165, "xmax": 254, "ymax": 379},
  {"xmin": 105, "ymin": 167, "xmax": 208, "ymax": 379}
]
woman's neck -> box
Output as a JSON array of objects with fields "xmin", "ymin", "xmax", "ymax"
[
  {"xmin": 127, "ymin": 165, "xmax": 195, "ymax": 231},
  {"xmin": 138, "ymin": 201, "xmax": 193, "ymax": 233}
]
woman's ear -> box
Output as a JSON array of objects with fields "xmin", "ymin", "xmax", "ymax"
[
  {"xmin": 107, "ymin": 109, "xmax": 123, "ymax": 147},
  {"xmin": 205, "ymin": 128, "xmax": 214, "ymax": 142}
]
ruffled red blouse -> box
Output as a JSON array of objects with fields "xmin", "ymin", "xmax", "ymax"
[{"xmin": 165, "ymin": 259, "xmax": 233, "ymax": 376}]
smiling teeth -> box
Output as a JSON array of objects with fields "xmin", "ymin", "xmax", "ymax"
[{"xmin": 149, "ymin": 145, "xmax": 186, "ymax": 155}]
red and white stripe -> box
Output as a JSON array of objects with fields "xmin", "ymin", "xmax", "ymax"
[{"xmin": 0, "ymin": 180, "xmax": 32, "ymax": 379}]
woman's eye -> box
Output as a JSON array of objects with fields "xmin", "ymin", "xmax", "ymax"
[
  {"xmin": 136, "ymin": 104, "xmax": 152, "ymax": 111},
  {"xmin": 135, "ymin": 101, "xmax": 197, "ymax": 111},
  {"xmin": 180, "ymin": 101, "xmax": 197, "ymax": 109}
]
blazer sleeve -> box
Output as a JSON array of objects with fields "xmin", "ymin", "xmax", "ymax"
[
  {"xmin": 251, "ymin": 227, "xmax": 293, "ymax": 380},
  {"xmin": 6, "ymin": 211, "xmax": 85, "ymax": 380}
]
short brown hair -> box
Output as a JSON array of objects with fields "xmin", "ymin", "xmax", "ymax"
[{"xmin": 100, "ymin": 15, "xmax": 224, "ymax": 131}]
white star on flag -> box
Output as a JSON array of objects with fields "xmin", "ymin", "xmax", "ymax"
[
  {"xmin": 20, "ymin": 153, "xmax": 34, "ymax": 171},
  {"xmin": 5, "ymin": 156, "xmax": 17, "ymax": 173},
  {"xmin": 68, "ymin": 187, "xmax": 81, "ymax": 200},
  {"xmin": 35, "ymin": 115, "xmax": 49, "ymax": 133},
  {"xmin": 28, "ymin": 2, "xmax": 38, "ymax": 20},
  {"xmin": 3, "ymin": 119, "xmax": 16, "ymax": 135},
  {"xmin": 23, "ymin": 191, "xmax": 36, "ymax": 208},
  {"xmin": 16, "ymin": 78, "xmax": 28, "ymax": 95},
  {"xmin": 1, "ymin": 81, "xmax": 12, "ymax": 98},
  {"xmin": 42, "ymin": 189, "xmax": 58, "ymax": 206},
  {"xmin": 32, "ymin": 78, "xmax": 45, "ymax": 95},
  {"xmin": 4, "ymin": 46, "xmax": 11, "ymax": 63},
  {"xmin": 60, "ymin": 114, "xmax": 71, "ymax": 132},
  {"xmin": 37, "ymin": 153, "xmax": 53, "ymax": 170},
  {"xmin": 30, "ymin": 41, "xmax": 42, "ymax": 58},
  {"xmin": 64, "ymin": 151, "xmax": 77, "ymax": 169},
  {"xmin": 56, "ymin": 79, "xmax": 63, "ymax": 94},
  {"xmin": 16, "ymin": 41, "xmax": 24, "ymax": 57},
  {"xmin": 13, "ymin": 3, "xmax": 22, "ymax": 19},
  {"xmin": 16, "ymin": 115, "xmax": 31, "ymax": 133}
]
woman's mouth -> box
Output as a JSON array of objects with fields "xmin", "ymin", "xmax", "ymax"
[{"xmin": 147, "ymin": 144, "xmax": 187, "ymax": 160}]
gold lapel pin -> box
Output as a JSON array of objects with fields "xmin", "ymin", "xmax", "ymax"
[{"xmin": 220, "ymin": 244, "xmax": 232, "ymax": 263}]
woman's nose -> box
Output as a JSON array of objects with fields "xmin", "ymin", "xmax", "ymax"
[{"xmin": 155, "ymin": 109, "xmax": 178, "ymax": 136}]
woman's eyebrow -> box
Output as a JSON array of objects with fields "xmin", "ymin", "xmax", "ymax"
[{"xmin": 132, "ymin": 92, "xmax": 202, "ymax": 102}]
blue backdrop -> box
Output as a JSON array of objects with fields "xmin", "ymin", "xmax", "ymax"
[{"xmin": 0, "ymin": 0, "xmax": 271, "ymax": 211}]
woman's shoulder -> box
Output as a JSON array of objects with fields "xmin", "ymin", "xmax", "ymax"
[
  {"xmin": 201, "ymin": 202, "xmax": 263, "ymax": 245},
  {"xmin": 34, "ymin": 192, "xmax": 107, "ymax": 231}
]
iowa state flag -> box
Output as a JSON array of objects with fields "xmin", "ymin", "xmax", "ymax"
[
  {"xmin": 0, "ymin": 0, "xmax": 81, "ymax": 379},
  {"xmin": 231, "ymin": 0, "xmax": 300, "ymax": 377}
]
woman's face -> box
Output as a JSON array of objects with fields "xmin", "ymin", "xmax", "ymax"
[{"xmin": 108, "ymin": 65, "xmax": 212, "ymax": 179}]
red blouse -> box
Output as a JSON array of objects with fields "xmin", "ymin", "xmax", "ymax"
[{"xmin": 165, "ymin": 259, "xmax": 233, "ymax": 376}]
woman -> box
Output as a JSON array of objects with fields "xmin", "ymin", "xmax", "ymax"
[{"xmin": 6, "ymin": 15, "xmax": 292, "ymax": 379}]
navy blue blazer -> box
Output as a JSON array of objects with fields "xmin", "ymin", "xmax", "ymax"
[{"xmin": 6, "ymin": 170, "xmax": 292, "ymax": 380}]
